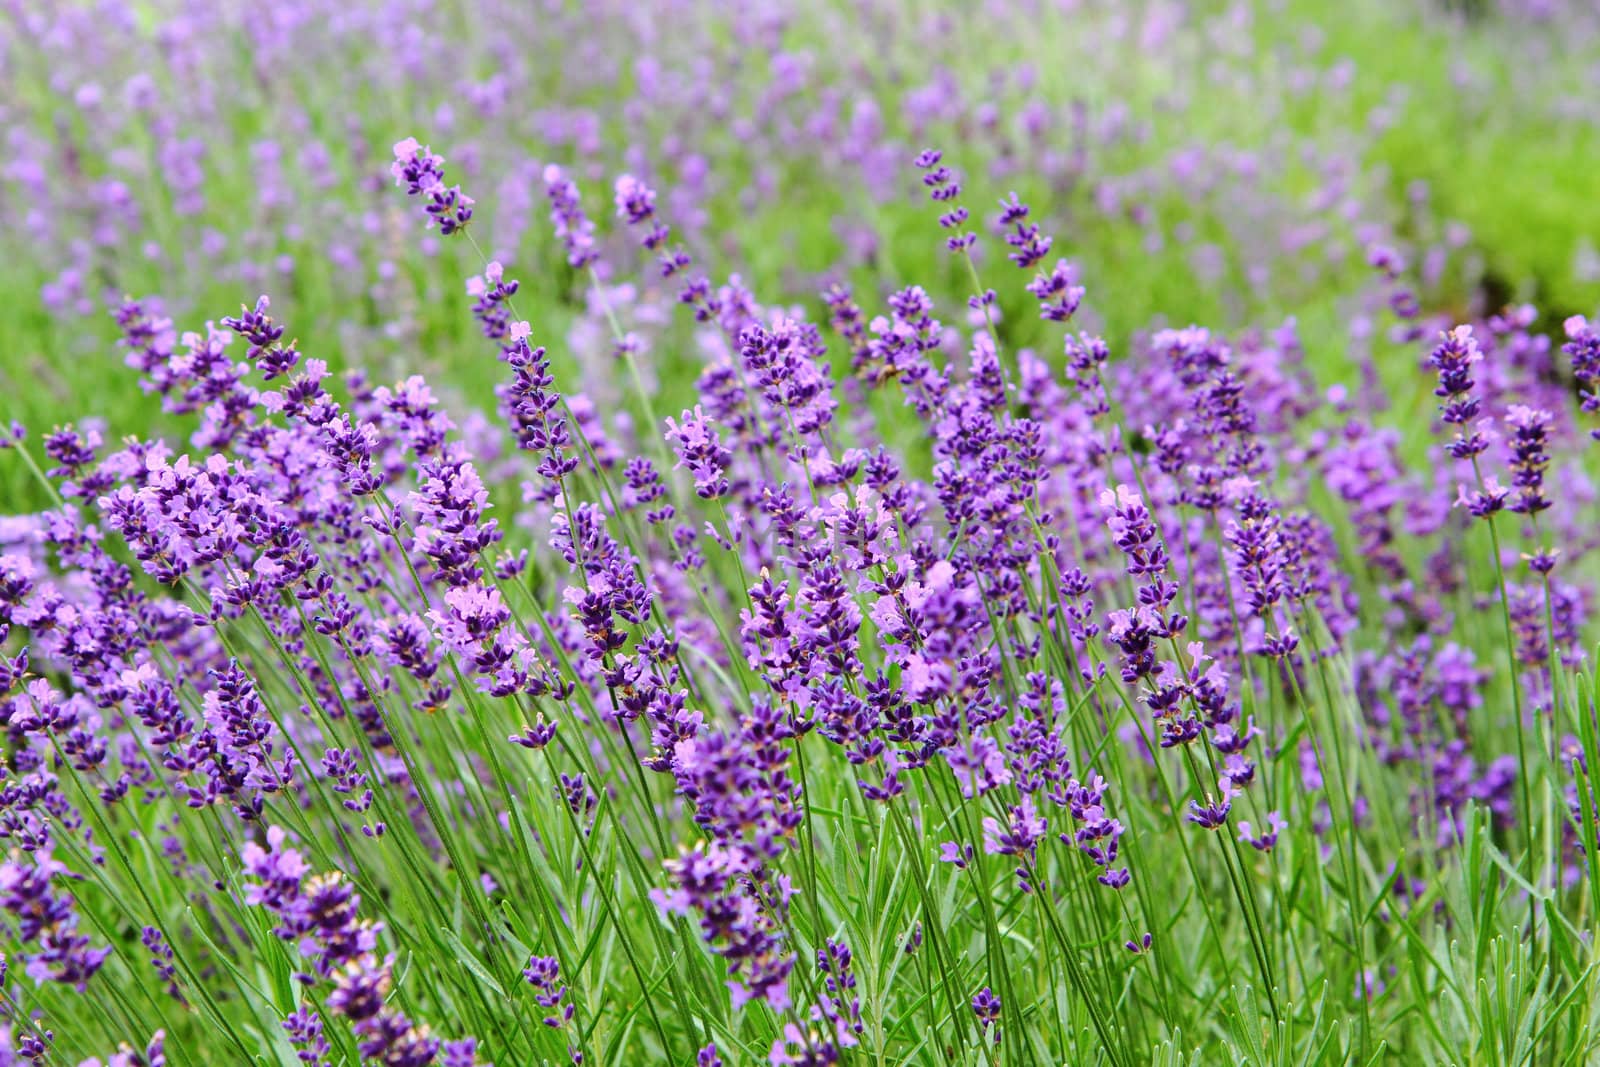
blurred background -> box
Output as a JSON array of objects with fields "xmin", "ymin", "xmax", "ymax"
[{"xmin": 2, "ymin": 0, "xmax": 1596, "ymax": 496}]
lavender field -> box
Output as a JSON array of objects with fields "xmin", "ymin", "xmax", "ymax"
[{"xmin": 2, "ymin": 1, "xmax": 1600, "ymax": 1064}]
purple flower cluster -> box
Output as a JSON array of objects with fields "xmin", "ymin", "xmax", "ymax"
[
  {"xmin": 544, "ymin": 166, "xmax": 600, "ymax": 271},
  {"xmin": 1430, "ymin": 326, "xmax": 1490, "ymax": 461},
  {"xmin": 1564, "ymin": 316, "xmax": 1600, "ymax": 440},
  {"xmin": 392, "ymin": 139, "xmax": 474, "ymax": 236},
  {"xmin": 0, "ymin": 853, "xmax": 110, "ymax": 991},
  {"xmin": 916, "ymin": 149, "xmax": 976, "ymax": 254},
  {"xmin": 243, "ymin": 827, "xmax": 484, "ymax": 1066},
  {"xmin": 1, "ymin": 37, "xmax": 1598, "ymax": 1056}
]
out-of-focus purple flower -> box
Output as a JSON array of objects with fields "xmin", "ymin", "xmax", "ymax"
[
  {"xmin": 938, "ymin": 841, "xmax": 972, "ymax": 869},
  {"xmin": 544, "ymin": 165, "xmax": 599, "ymax": 270},
  {"xmin": 1565, "ymin": 315, "xmax": 1600, "ymax": 440},
  {"xmin": 0, "ymin": 852, "xmax": 110, "ymax": 991},
  {"xmin": 916, "ymin": 148, "xmax": 975, "ymax": 254},
  {"xmin": 1238, "ymin": 812, "xmax": 1286, "ymax": 851}
]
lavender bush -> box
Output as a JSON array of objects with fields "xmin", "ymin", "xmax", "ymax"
[
  {"xmin": 6, "ymin": 0, "xmax": 1599, "ymax": 442},
  {"xmin": 3, "ymin": 2, "xmax": 1600, "ymax": 1065}
]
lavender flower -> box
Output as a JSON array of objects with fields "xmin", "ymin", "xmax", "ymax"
[
  {"xmin": 1429, "ymin": 326, "xmax": 1489, "ymax": 460},
  {"xmin": 1504, "ymin": 405, "xmax": 1552, "ymax": 515},
  {"xmin": 392, "ymin": 137, "xmax": 473, "ymax": 235},
  {"xmin": 523, "ymin": 955, "xmax": 575, "ymax": 1029},
  {"xmin": 242, "ymin": 828, "xmax": 479, "ymax": 1063},
  {"xmin": 971, "ymin": 987, "xmax": 1001, "ymax": 1046},
  {"xmin": 0, "ymin": 853, "xmax": 110, "ymax": 990},
  {"xmin": 222, "ymin": 295, "xmax": 299, "ymax": 380},
  {"xmin": 664, "ymin": 406, "xmax": 732, "ymax": 500},
  {"xmin": 1565, "ymin": 315, "xmax": 1600, "ymax": 440},
  {"xmin": 7, "ymin": 37, "xmax": 1600, "ymax": 1064},
  {"xmin": 544, "ymin": 165, "xmax": 599, "ymax": 270},
  {"xmin": 916, "ymin": 149, "xmax": 975, "ymax": 254}
]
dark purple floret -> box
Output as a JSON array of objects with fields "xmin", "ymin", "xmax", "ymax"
[
  {"xmin": 916, "ymin": 148, "xmax": 975, "ymax": 253},
  {"xmin": 1504, "ymin": 405, "xmax": 1552, "ymax": 515},
  {"xmin": 523, "ymin": 954, "xmax": 575, "ymax": 1029},
  {"xmin": 222, "ymin": 295, "xmax": 299, "ymax": 380},
  {"xmin": 510, "ymin": 720, "xmax": 557, "ymax": 750},
  {"xmin": 391, "ymin": 137, "xmax": 473, "ymax": 235},
  {"xmin": 284, "ymin": 1005, "xmax": 331, "ymax": 1067},
  {"xmin": 1030, "ymin": 262, "xmax": 1087, "ymax": 324},
  {"xmin": 995, "ymin": 192, "xmax": 1052, "ymax": 269},
  {"xmin": 1428, "ymin": 326, "xmax": 1489, "ymax": 458},
  {"xmin": 502, "ymin": 326, "xmax": 579, "ymax": 487},
  {"xmin": 1187, "ymin": 797, "xmax": 1232, "ymax": 830},
  {"xmin": 467, "ymin": 263, "xmax": 520, "ymax": 343},
  {"xmin": 815, "ymin": 939, "xmax": 864, "ymax": 1046},
  {"xmin": 1238, "ymin": 812, "xmax": 1286, "ymax": 852},
  {"xmin": 971, "ymin": 986, "xmax": 1001, "ymax": 1046},
  {"xmin": 1565, "ymin": 315, "xmax": 1600, "ymax": 440},
  {"xmin": 664, "ymin": 406, "xmax": 732, "ymax": 500}
]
